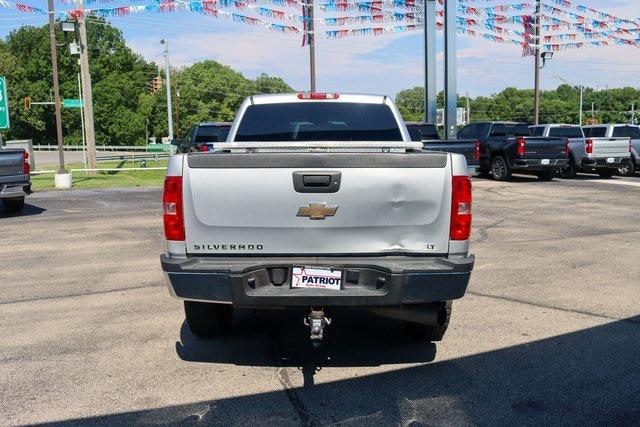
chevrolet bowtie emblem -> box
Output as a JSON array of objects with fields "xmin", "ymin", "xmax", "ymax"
[{"xmin": 297, "ymin": 203, "xmax": 338, "ymax": 220}]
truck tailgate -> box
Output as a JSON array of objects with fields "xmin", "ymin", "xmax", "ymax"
[
  {"xmin": 423, "ymin": 139, "xmax": 478, "ymax": 166},
  {"xmin": 590, "ymin": 138, "xmax": 630, "ymax": 157},
  {"xmin": 182, "ymin": 152, "xmax": 452, "ymax": 256},
  {"xmin": 0, "ymin": 150, "xmax": 25, "ymax": 177},
  {"xmin": 522, "ymin": 137, "xmax": 566, "ymax": 158}
]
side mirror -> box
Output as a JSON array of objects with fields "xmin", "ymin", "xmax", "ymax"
[{"xmin": 171, "ymin": 138, "xmax": 190, "ymax": 153}]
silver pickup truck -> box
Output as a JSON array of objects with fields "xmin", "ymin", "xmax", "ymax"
[
  {"xmin": 160, "ymin": 93, "xmax": 474, "ymax": 345},
  {"xmin": 530, "ymin": 124, "xmax": 630, "ymax": 178},
  {"xmin": 582, "ymin": 124, "xmax": 639, "ymax": 176},
  {"xmin": 0, "ymin": 148, "xmax": 31, "ymax": 214}
]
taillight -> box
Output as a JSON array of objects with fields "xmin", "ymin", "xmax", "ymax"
[
  {"xmin": 450, "ymin": 175, "xmax": 472, "ymax": 241},
  {"xmin": 22, "ymin": 150, "xmax": 30, "ymax": 175},
  {"xmin": 297, "ymin": 92, "xmax": 340, "ymax": 100},
  {"xmin": 585, "ymin": 138, "xmax": 593, "ymax": 154},
  {"xmin": 163, "ymin": 176, "xmax": 185, "ymax": 241},
  {"xmin": 475, "ymin": 140, "xmax": 481, "ymax": 161},
  {"xmin": 198, "ymin": 144, "xmax": 209, "ymax": 152},
  {"xmin": 516, "ymin": 137, "xmax": 526, "ymax": 156},
  {"xmin": 564, "ymin": 138, "xmax": 570, "ymax": 156}
]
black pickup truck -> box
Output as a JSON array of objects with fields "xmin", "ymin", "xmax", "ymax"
[
  {"xmin": 405, "ymin": 122, "xmax": 479, "ymax": 174},
  {"xmin": 456, "ymin": 121, "xmax": 569, "ymax": 181},
  {"xmin": 0, "ymin": 148, "xmax": 31, "ymax": 214}
]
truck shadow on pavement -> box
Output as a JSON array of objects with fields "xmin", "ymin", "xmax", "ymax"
[
  {"xmin": 176, "ymin": 309, "xmax": 438, "ymax": 375},
  {"xmin": 0, "ymin": 203, "xmax": 45, "ymax": 217},
  {"xmin": 53, "ymin": 314, "xmax": 640, "ymax": 425}
]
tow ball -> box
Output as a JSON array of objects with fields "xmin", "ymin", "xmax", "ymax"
[{"xmin": 304, "ymin": 308, "xmax": 331, "ymax": 347}]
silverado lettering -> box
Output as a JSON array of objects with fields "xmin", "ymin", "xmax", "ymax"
[{"xmin": 193, "ymin": 244, "xmax": 264, "ymax": 251}]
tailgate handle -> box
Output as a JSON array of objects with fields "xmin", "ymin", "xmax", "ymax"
[
  {"xmin": 303, "ymin": 175, "xmax": 331, "ymax": 186},
  {"xmin": 293, "ymin": 171, "xmax": 341, "ymax": 193}
]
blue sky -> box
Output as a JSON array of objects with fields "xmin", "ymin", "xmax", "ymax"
[{"xmin": 1, "ymin": 0, "xmax": 639, "ymax": 97}]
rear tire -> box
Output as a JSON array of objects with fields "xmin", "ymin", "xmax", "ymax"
[
  {"xmin": 598, "ymin": 170, "xmax": 615, "ymax": 179},
  {"xmin": 536, "ymin": 170, "xmax": 555, "ymax": 181},
  {"xmin": 2, "ymin": 197, "xmax": 25, "ymax": 214},
  {"xmin": 561, "ymin": 160, "xmax": 577, "ymax": 179},
  {"xmin": 490, "ymin": 156, "xmax": 511, "ymax": 181},
  {"xmin": 618, "ymin": 159, "xmax": 636, "ymax": 176},
  {"xmin": 184, "ymin": 301, "xmax": 233, "ymax": 337},
  {"xmin": 405, "ymin": 301, "xmax": 452, "ymax": 342}
]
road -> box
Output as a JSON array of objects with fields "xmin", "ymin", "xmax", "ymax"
[{"xmin": 1, "ymin": 175, "xmax": 639, "ymax": 425}]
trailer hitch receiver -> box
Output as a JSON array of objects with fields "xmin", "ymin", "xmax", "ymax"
[{"xmin": 304, "ymin": 308, "xmax": 331, "ymax": 347}]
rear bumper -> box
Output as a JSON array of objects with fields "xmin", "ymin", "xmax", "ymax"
[
  {"xmin": 0, "ymin": 178, "xmax": 31, "ymax": 199},
  {"xmin": 512, "ymin": 158, "xmax": 569, "ymax": 172},
  {"xmin": 581, "ymin": 156, "xmax": 629, "ymax": 169},
  {"xmin": 161, "ymin": 254, "xmax": 474, "ymax": 308}
]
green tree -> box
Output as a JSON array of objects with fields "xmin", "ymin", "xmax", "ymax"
[{"xmin": 0, "ymin": 20, "xmax": 295, "ymax": 146}]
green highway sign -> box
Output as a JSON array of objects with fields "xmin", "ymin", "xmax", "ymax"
[
  {"xmin": 63, "ymin": 98, "xmax": 83, "ymax": 109},
  {"xmin": 0, "ymin": 76, "xmax": 9, "ymax": 129}
]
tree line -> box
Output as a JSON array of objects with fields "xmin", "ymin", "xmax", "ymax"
[
  {"xmin": 0, "ymin": 18, "xmax": 292, "ymax": 146},
  {"xmin": 395, "ymin": 85, "xmax": 640, "ymax": 125},
  {"xmin": 1, "ymin": 19, "xmax": 638, "ymax": 146}
]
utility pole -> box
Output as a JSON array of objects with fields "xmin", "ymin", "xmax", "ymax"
[
  {"xmin": 533, "ymin": 0, "xmax": 541, "ymax": 125},
  {"xmin": 307, "ymin": 0, "xmax": 316, "ymax": 92},
  {"xmin": 631, "ymin": 101, "xmax": 636, "ymax": 125},
  {"xmin": 78, "ymin": 73, "xmax": 87, "ymax": 169},
  {"xmin": 591, "ymin": 102, "xmax": 595, "ymax": 121},
  {"xmin": 423, "ymin": 0, "xmax": 437, "ymax": 124},
  {"xmin": 76, "ymin": 0, "xmax": 97, "ymax": 173},
  {"xmin": 48, "ymin": 0, "xmax": 66, "ymax": 175},
  {"xmin": 161, "ymin": 38, "xmax": 174, "ymax": 142}
]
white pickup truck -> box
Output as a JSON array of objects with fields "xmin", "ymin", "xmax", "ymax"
[
  {"xmin": 161, "ymin": 93, "xmax": 474, "ymax": 345},
  {"xmin": 583, "ymin": 124, "xmax": 639, "ymax": 176},
  {"xmin": 530, "ymin": 124, "xmax": 630, "ymax": 178}
]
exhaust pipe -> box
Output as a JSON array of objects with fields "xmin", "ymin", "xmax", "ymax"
[{"xmin": 371, "ymin": 303, "xmax": 447, "ymax": 327}]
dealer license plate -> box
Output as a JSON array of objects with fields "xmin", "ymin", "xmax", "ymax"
[
  {"xmin": 541, "ymin": 159, "xmax": 550, "ymax": 165},
  {"xmin": 292, "ymin": 267, "xmax": 342, "ymax": 290},
  {"xmin": 607, "ymin": 157, "xmax": 615, "ymax": 163}
]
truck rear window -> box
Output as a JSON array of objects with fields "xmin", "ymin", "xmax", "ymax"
[
  {"xmin": 234, "ymin": 103, "xmax": 403, "ymax": 142},
  {"xmin": 489, "ymin": 124, "xmax": 530, "ymax": 137},
  {"xmin": 583, "ymin": 127, "xmax": 606, "ymax": 137},
  {"xmin": 612, "ymin": 126, "xmax": 640, "ymax": 139},
  {"xmin": 549, "ymin": 127, "xmax": 584, "ymax": 138},
  {"xmin": 195, "ymin": 126, "xmax": 229, "ymax": 143}
]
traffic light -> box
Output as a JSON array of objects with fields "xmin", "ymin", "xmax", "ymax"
[
  {"xmin": 146, "ymin": 77, "xmax": 163, "ymax": 95},
  {"xmin": 24, "ymin": 97, "xmax": 31, "ymax": 110},
  {"xmin": 153, "ymin": 76, "xmax": 163, "ymax": 93}
]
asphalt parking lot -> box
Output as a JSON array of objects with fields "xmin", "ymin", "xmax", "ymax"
[{"xmin": 1, "ymin": 175, "xmax": 639, "ymax": 425}]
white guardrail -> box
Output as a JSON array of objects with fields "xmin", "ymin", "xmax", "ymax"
[
  {"xmin": 33, "ymin": 145, "xmax": 171, "ymax": 152},
  {"xmin": 31, "ymin": 167, "xmax": 167, "ymax": 175}
]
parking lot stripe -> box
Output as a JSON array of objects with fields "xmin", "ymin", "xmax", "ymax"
[{"xmin": 567, "ymin": 179, "xmax": 640, "ymax": 188}]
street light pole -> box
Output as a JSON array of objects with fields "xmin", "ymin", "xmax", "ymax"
[
  {"xmin": 161, "ymin": 38, "xmax": 174, "ymax": 142},
  {"xmin": 307, "ymin": 0, "xmax": 316, "ymax": 92},
  {"xmin": 443, "ymin": 0, "xmax": 457, "ymax": 139},
  {"xmin": 423, "ymin": 0, "xmax": 437, "ymax": 124},
  {"xmin": 578, "ymin": 85, "xmax": 583, "ymax": 126},
  {"xmin": 533, "ymin": 0, "xmax": 541, "ymax": 125},
  {"xmin": 76, "ymin": 0, "xmax": 97, "ymax": 173},
  {"xmin": 554, "ymin": 76, "xmax": 582, "ymax": 125},
  {"xmin": 47, "ymin": 0, "xmax": 66, "ymax": 174}
]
